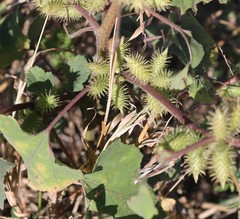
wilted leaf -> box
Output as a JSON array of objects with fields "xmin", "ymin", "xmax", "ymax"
[
  {"xmin": 161, "ymin": 198, "xmax": 176, "ymax": 212},
  {"xmin": 0, "ymin": 158, "xmax": 14, "ymax": 209},
  {"xmin": 127, "ymin": 184, "xmax": 158, "ymax": 219},
  {"xmin": 83, "ymin": 140, "xmax": 153, "ymax": 218},
  {"xmin": 0, "ymin": 115, "xmax": 83, "ymax": 191},
  {"xmin": 27, "ymin": 66, "xmax": 55, "ymax": 95},
  {"xmin": 172, "ymin": 0, "xmax": 227, "ymax": 14},
  {"xmin": 65, "ymin": 55, "xmax": 90, "ymax": 92}
]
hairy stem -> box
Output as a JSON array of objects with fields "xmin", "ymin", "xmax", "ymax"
[{"xmin": 96, "ymin": 1, "xmax": 120, "ymax": 59}]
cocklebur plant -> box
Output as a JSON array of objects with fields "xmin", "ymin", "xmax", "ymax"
[
  {"xmin": 116, "ymin": 0, "xmax": 172, "ymax": 12},
  {"xmin": 32, "ymin": 0, "xmax": 108, "ymax": 21},
  {"xmin": 153, "ymin": 104, "xmax": 239, "ymax": 188},
  {"xmin": 32, "ymin": 0, "xmax": 81, "ymax": 22},
  {"xmin": 35, "ymin": 92, "xmax": 60, "ymax": 114},
  {"xmin": 209, "ymin": 141, "xmax": 236, "ymax": 189},
  {"xmin": 2, "ymin": 0, "xmax": 237, "ymax": 217}
]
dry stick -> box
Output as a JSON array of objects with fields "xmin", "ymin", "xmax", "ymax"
[
  {"xmin": 0, "ymin": 102, "xmax": 35, "ymax": 114},
  {"xmin": 123, "ymin": 73, "xmax": 207, "ymax": 134},
  {"xmin": 13, "ymin": 14, "xmax": 49, "ymax": 117},
  {"xmin": 138, "ymin": 114, "xmax": 155, "ymax": 144},
  {"xmin": 97, "ymin": 18, "xmax": 119, "ymax": 149},
  {"xmin": 146, "ymin": 7, "xmax": 192, "ymax": 63},
  {"xmin": 47, "ymin": 87, "xmax": 89, "ymax": 133}
]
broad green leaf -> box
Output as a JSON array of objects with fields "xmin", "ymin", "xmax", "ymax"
[
  {"xmin": 188, "ymin": 36, "xmax": 204, "ymax": 68},
  {"xmin": 65, "ymin": 55, "xmax": 90, "ymax": 92},
  {"xmin": 189, "ymin": 77, "xmax": 213, "ymax": 103},
  {"xmin": 0, "ymin": 158, "xmax": 14, "ymax": 209},
  {"xmin": 127, "ymin": 184, "xmax": 158, "ymax": 219},
  {"xmin": 181, "ymin": 14, "xmax": 215, "ymax": 70},
  {"xmin": 83, "ymin": 140, "xmax": 153, "ymax": 218},
  {"xmin": 0, "ymin": 50, "xmax": 26, "ymax": 68},
  {"xmin": 172, "ymin": 0, "xmax": 227, "ymax": 14},
  {"xmin": 0, "ymin": 10, "xmax": 29, "ymax": 52},
  {"xmin": 0, "ymin": 115, "xmax": 83, "ymax": 191},
  {"xmin": 27, "ymin": 66, "xmax": 55, "ymax": 95},
  {"xmin": 170, "ymin": 64, "xmax": 193, "ymax": 90}
]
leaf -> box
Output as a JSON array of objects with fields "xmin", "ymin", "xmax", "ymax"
[
  {"xmin": 188, "ymin": 36, "xmax": 204, "ymax": 68},
  {"xmin": 27, "ymin": 66, "xmax": 55, "ymax": 95},
  {"xmin": 127, "ymin": 184, "xmax": 158, "ymax": 219},
  {"xmin": 0, "ymin": 50, "xmax": 26, "ymax": 69},
  {"xmin": 0, "ymin": 158, "xmax": 14, "ymax": 210},
  {"xmin": 83, "ymin": 140, "xmax": 154, "ymax": 218},
  {"xmin": 188, "ymin": 77, "xmax": 213, "ymax": 103},
  {"xmin": 170, "ymin": 64, "xmax": 193, "ymax": 90},
  {"xmin": 181, "ymin": 14, "xmax": 215, "ymax": 70},
  {"xmin": 0, "ymin": 10, "xmax": 29, "ymax": 52},
  {"xmin": 65, "ymin": 55, "xmax": 90, "ymax": 92},
  {"xmin": 0, "ymin": 115, "xmax": 83, "ymax": 191},
  {"xmin": 172, "ymin": 0, "xmax": 227, "ymax": 14}
]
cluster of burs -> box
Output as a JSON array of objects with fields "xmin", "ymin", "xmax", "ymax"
[{"xmin": 32, "ymin": 0, "xmax": 239, "ymax": 189}]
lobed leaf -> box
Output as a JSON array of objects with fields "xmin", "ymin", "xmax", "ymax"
[
  {"xmin": 0, "ymin": 115, "xmax": 83, "ymax": 192},
  {"xmin": 172, "ymin": 0, "xmax": 227, "ymax": 14},
  {"xmin": 27, "ymin": 66, "xmax": 54, "ymax": 95},
  {"xmin": 83, "ymin": 140, "xmax": 156, "ymax": 218},
  {"xmin": 0, "ymin": 158, "xmax": 14, "ymax": 210}
]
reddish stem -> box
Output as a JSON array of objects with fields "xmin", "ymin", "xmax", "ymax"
[
  {"xmin": 123, "ymin": 73, "xmax": 207, "ymax": 134},
  {"xmin": 73, "ymin": 4, "xmax": 100, "ymax": 29}
]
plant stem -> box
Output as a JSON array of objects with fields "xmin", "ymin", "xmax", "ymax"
[
  {"xmin": 73, "ymin": 4, "xmax": 100, "ymax": 29},
  {"xmin": 146, "ymin": 7, "xmax": 192, "ymax": 64},
  {"xmin": 96, "ymin": 1, "xmax": 120, "ymax": 59},
  {"xmin": 123, "ymin": 73, "xmax": 207, "ymax": 134},
  {"xmin": 47, "ymin": 87, "xmax": 89, "ymax": 132},
  {"xmin": 145, "ymin": 135, "xmax": 215, "ymax": 178}
]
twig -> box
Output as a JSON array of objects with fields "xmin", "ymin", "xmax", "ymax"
[
  {"xmin": 50, "ymin": 128, "xmax": 78, "ymax": 169},
  {"xmin": 13, "ymin": 14, "xmax": 49, "ymax": 117},
  {"xmin": 63, "ymin": 25, "xmax": 93, "ymax": 39},
  {"xmin": 0, "ymin": 102, "xmax": 35, "ymax": 114}
]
